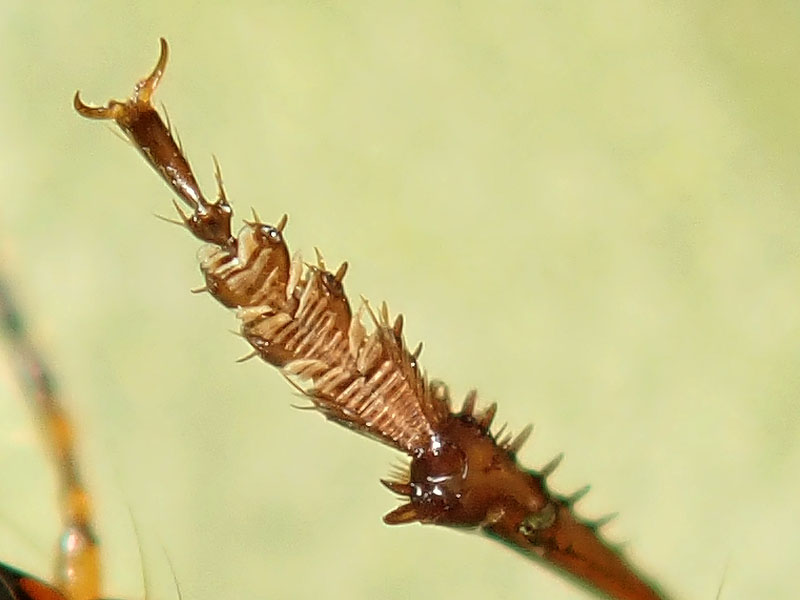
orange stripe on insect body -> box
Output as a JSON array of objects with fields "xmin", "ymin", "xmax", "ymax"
[
  {"xmin": 0, "ymin": 283, "xmax": 103, "ymax": 600},
  {"xmin": 0, "ymin": 562, "xmax": 68, "ymax": 600}
]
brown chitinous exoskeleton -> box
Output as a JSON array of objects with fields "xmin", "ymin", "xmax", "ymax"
[
  {"xmin": 74, "ymin": 39, "xmax": 670, "ymax": 600},
  {"xmin": 382, "ymin": 385, "xmax": 541, "ymax": 528},
  {"xmin": 381, "ymin": 383, "xmax": 666, "ymax": 600}
]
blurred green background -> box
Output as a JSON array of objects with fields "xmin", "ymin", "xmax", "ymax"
[{"xmin": 0, "ymin": 2, "xmax": 798, "ymax": 599}]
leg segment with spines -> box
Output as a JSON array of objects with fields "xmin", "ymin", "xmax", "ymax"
[
  {"xmin": 74, "ymin": 40, "xmax": 672, "ymax": 600},
  {"xmin": 74, "ymin": 39, "xmax": 448, "ymax": 455}
]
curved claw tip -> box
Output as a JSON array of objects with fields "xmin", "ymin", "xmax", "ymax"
[
  {"xmin": 73, "ymin": 90, "xmax": 85, "ymax": 110},
  {"xmin": 74, "ymin": 38, "xmax": 171, "ymax": 119},
  {"xmin": 73, "ymin": 89, "xmax": 112, "ymax": 120},
  {"xmin": 136, "ymin": 37, "xmax": 170, "ymax": 104},
  {"xmin": 73, "ymin": 90, "xmax": 90, "ymax": 114},
  {"xmin": 155, "ymin": 37, "xmax": 169, "ymax": 75}
]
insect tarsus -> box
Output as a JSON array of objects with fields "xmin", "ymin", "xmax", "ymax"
[{"xmin": 75, "ymin": 39, "xmax": 671, "ymax": 600}]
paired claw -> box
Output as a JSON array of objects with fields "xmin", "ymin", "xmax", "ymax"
[
  {"xmin": 74, "ymin": 38, "xmax": 235, "ymax": 248},
  {"xmin": 74, "ymin": 37, "xmax": 169, "ymax": 122}
]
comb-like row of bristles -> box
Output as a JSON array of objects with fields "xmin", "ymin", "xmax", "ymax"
[
  {"xmin": 71, "ymin": 36, "xmax": 451, "ymax": 458},
  {"xmin": 198, "ymin": 215, "xmax": 450, "ymax": 454}
]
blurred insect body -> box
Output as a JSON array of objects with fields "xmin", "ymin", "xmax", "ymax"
[{"xmin": 0, "ymin": 283, "xmax": 100, "ymax": 600}]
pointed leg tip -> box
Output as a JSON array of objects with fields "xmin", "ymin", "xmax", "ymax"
[
  {"xmin": 275, "ymin": 213, "xmax": 289, "ymax": 232},
  {"xmin": 460, "ymin": 389, "xmax": 478, "ymax": 416},
  {"xmin": 383, "ymin": 502, "xmax": 421, "ymax": 525},
  {"xmin": 477, "ymin": 402, "xmax": 498, "ymax": 430},
  {"xmin": 234, "ymin": 348, "xmax": 260, "ymax": 363},
  {"xmin": 540, "ymin": 452, "xmax": 564, "ymax": 478},
  {"xmin": 73, "ymin": 90, "xmax": 85, "ymax": 111},
  {"xmin": 136, "ymin": 37, "xmax": 170, "ymax": 105},
  {"xmin": 568, "ymin": 484, "xmax": 591, "ymax": 505},
  {"xmin": 155, "ymin": 37, "xmax": 170, "ymax": 74},
  {"xmin": 591, "ymin": 512, "xmax": 618, "ymax": 530},
  {"xmin": 334, "ymin": 261, "xmax": 348, "ymax": 283},
  {"xmin": 73, "ymin": 90, "xmax": 117, "ymax": 120},
  {"xmin": 380, "ymin": 479, "xmax": 413, "ymax": 497},
  {"xmin": 506, "ymin": 423, "xmax": 533, "ymax": 454}
]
